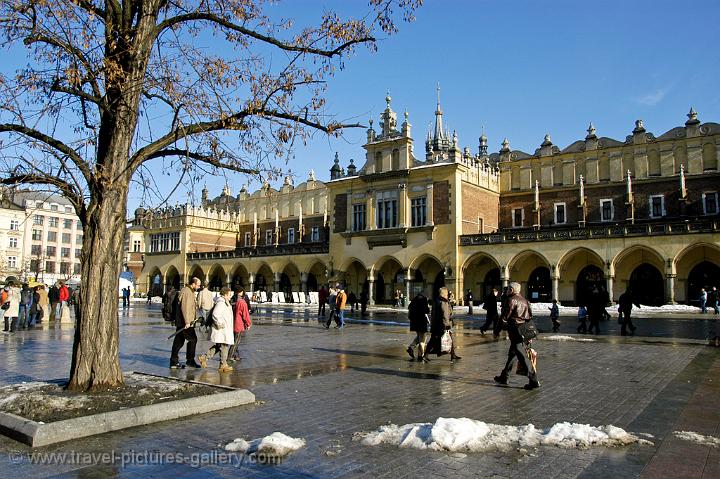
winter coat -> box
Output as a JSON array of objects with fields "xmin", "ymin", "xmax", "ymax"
[
  {"xmin": 48, "ymin": 286, "xmax": 60, "ymax": 303},
  {"xmin": 37, "ymin": 288, "xmax": 49, "ymax": 308},
  {"xmin": 176, "ymin": 285, "xmax": 197, "ymax": 328},
  {"xmin": 408, "ymin": 294, "xmax": 430, "ymax": 333},
  {"xmin": 431, "ymin": 297, "xmax": 452, "ymax": 335},
  {"xmin": 336, "ymin": 290, "xmax": 347, "ymax": 310},
  {"xmin": 500, "ymin": 292, "xmax": 532, "ymax": 329},
  {"xmin": 31, "ymin": 291, "xmax": 41, "ymax": 314},
  {"xmin": 59, "ymin": 285, "xmax": 70, "ymax": 302},
  {"xmin": 209, "ymin": 296, "xmax": 234, "ymax": 345},
  {"xmin": 233, "ymin": 296, "xmax": 252, "ymax": 333},
  {"xmin": 197, "ymin": 288, "xmax": 214, "ymax": 310},
  {"xmin": 483, "ymin": 292, "xmax": 499, "ymax": 319},
  {"xmin": 5, "ymin": 287, "xmax": 21, "ymax": 318}
]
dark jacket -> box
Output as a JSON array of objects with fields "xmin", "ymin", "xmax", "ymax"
[
  {"xmin": 408, "ymin": 294, "xmax": 430, "ymax": 333},
  {"xmin": 431, "ymin": 297, "xmax": 452, "ymax": 334},
  {"xmin": 500, "ymin": 292, "xmax": 532, "ymax": 329},
  {"xmin": 618, "ymin": 292, "xmax": 640, "ymax": 312},
  {"xmin": 48, "ymin": 286, "xmax": 60, "ymax": 303},
  {"xmin": 483, "ymin": 292, "xmax": 499, "ymax": 318}
]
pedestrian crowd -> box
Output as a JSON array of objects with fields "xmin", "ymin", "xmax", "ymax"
[{"xmin": 2, "ymin": 279, "xmax": 70, "ymax": 332}]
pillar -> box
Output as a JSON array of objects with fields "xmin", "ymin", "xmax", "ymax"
[
  {"xmin": 226, "ymin": 273, "xmax": 232, "ymax": 288},
  {"xmin": 426, "ymin": 183, "xmax": 434, "ymax": 226},
  {"xmin": 366, "ymin": 192, "xmax": 375, "ymax": 230},
  {"xmin": 399, "ymin": 183, "xmax": 408, "ymax": 227},
  {"xmin": 248, "ymin": 273, "xmax": 255, "ymax": 294},
  {"xmin": 552, "ymin": 277, "xmax": 559, "ymax": 303},
  {"xmin": 368, "ymin": 277, "xmax": 375, "ymax": 306},
  {"xmin": 301, "ymin": 272, "xmax": 308, "ymax": 294},
  {"xmin": 606, "ymin": 275, "xmax": 615, "ymax": 304},
  {"xmin": 404, "ymin": 268, "xmax": 412, "ymax": 304},
  {"xmin": 501, "ymin": 264, "xmax": 509, "ymax": 288},
  {"xmin": 666, "ymin": 274, "xmax": 676, "ymax": 304},
  {"xmin": 274, "ymin": 271, "xmax": 281, "ymax": 293}
]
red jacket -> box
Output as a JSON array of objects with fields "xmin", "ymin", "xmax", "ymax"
[
  {"xmin": 233, "ymin": 298, "xmax": 252, "ymax": 333},
  {"xmin": 59, "ymin": 286, "xmax": 70, "ymax": 302}
]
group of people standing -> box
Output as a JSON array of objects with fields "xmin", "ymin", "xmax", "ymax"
[
  {"xmin": 699, "ymin": 287, "xmax": 720, "ymax": 315},
  {"xmin": 2, "ymin": 280, "xmax": 70, "ymax": 332},
  {"xmin": 166, "ymin": 278, "xmax": 252, "ymax": 371},
  {"xmin": 317, "ymin": 284, "xmax": 351, "ymax": 328}
]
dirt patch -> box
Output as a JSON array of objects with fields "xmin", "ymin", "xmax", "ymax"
[{"xmin": 0, "ymin": 373, "xmax": 224, "ymax": 423}]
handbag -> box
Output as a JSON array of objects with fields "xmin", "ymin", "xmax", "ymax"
[
  {"xmin": 517, "ymin": 319, "xmax": 537, "ymax": 341},
  {"xmin": 1, "ymin": 302, "xmax": 9, "ymax": 310},
  {"xmin": 440, "ymin": 330, "xmax": 453, "ymax": 353}
]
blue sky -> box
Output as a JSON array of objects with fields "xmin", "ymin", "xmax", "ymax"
[{"xmin": 175, "ymin": 0, "xmax": 719, "ymax": 210}]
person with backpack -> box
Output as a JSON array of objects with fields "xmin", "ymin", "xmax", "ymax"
[{"xmin": 198, "ymin": 287, "xmax": 234, "ymax": 372}]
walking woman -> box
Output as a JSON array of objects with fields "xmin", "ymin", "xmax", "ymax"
[
  {"xmin": 198, "ymin": 287, "xmax": 234, "ymax": 372},
  {"xmin": 424, "ymin": 287, "xmax": 461, "ymax": 362}
]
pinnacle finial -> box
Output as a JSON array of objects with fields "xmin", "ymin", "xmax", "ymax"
[
  {"xmin": 385, "ymin": 90, "xmax": 391, "ymax": 107},
  {"xmin": 686, "ymin": 107, "xmax": 700, "ymax": 126}
]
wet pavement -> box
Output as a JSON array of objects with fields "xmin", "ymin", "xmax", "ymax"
[{"xmin": 0, "ymin": 302, "xmax": 719, "ymax": 478}]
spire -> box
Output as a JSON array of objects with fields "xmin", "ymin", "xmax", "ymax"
[
  {"xmin": 685, "ymin": 107, "xmax": 700, "ymax": 126},
  {"xmin": 586, "ymin": 122, "xmax": 597, "ymax": 140},
  {"xmin": 433, "ymin": 82, "xmax": 445, "ymax": 142}
]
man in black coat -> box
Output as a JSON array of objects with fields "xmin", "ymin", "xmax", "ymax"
[
  {"xmin": 48, "ymin": 284, "xmax": 60, "ymax": 321},
  {"xmin": 466, "ymin": 289, "xmax": 474, "ymax": 315},
  {"xmin": 479, "ymin": 288, "xmax": 499, "ymax": 336},
  {"xmin": 618, "ymin": 288, "xmax": 640, "ymax": 336},
  {"xmin": 406, "ymin": 292, "xmax": 431, "ymax": 361}
]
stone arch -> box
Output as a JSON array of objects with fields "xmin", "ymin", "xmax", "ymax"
[
  {"xmin": 147, "ymin": 266, "xmax": 163, "ymax": 297},
  {"xmin": 372, "ymin": 256, "xmax": 404, "ymax": 304},
  {"xmin": 187, "ymin": 264, "xmax": 205, "ymax": 284},
  {"xmin": 206, "ymin": 263, "xmax": 226, "ymax": 291},
  {"xmin": 254, "ymin": 263, "xmax": 273, "ymax": 294},
  {"xmin": 342, "ymin": 260, "xmax": 368, "ymax": 299},
  {"xmin": 508, "ymin": 250, "xmax": 551, "ymax": 300},
  {"xmin": 462, "ymin": 252, "xmax": 501, "ymax": 302},
  {"xmin": 411, "ymin": 255, "xmax": 445, "ymax": 300},
  {"xmin": 230, "ymin": 263, "xmax": 250, "ymax": 291},
  {"xmin": 306, "ymin": 261, "xmax": 328, "ymax": 292},
  {"xmin": 280, "ymin": 262, "xmax": 301, "ymax": 298},
  {"xmin": 613, "ymin": 245, "xmax": 666, "ymax": 304},
  {"xmin": 674, "ymin": 243, "xmax": 720, "ymax": 304},
  {"xmin": 164, "ymin": 265, "xmax": 180, "ymax": 292},
  {"xmin": 558, "ymin": 247, "xmax": 606, "ymax": 305}
]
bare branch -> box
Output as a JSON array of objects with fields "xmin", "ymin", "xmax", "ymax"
[
  {"xmin": 144, "ymin": 148, "xmax": 260, "ymax": 175},
  {"xmin": 0, "ymin": 123, "xmax": 94, "ymax": 185},
  {"xmin": 70, "ymin": 0, "xmax": 106, "ymax": 19},
  {"xmin": 1, "ymin": 173, "xmax": 85, "ymax": 222},
  {"xmin": 156, "ymin": 12, "xmax": 374, "ymax": 58}
]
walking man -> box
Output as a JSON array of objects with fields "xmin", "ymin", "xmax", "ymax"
[
  {"xmin": 711, "ymin": 286, "xmax": 720, "ymax": 315},
  {"xmin": 18, "ymin": 283, "xmax": 32, "ymax": 329},
  {"xmin": 479, "ymin": 287, "xmax": 499, "ymax": 336},
  {"xmin": 494, "ymin": 282, "xmax": 540, "ymax": 390},
  {"xmin": 618, "ymin": 288, "xmax": 640, "ymax": 336},
  {"xmin": 335, "ymin": 284, "xmax": 347, "ymax": 328},
  {"xmin": 197, "ymin": 282, "xmax": 215, "ymax": 324},
  {"xmin": 406, "ymin": 291, "xmax": 430, "ymax": 361},
  {"xmin": 170, "ymin": 277, "xmax": 202, "ymax": 369},
  {"xmin": 700, "ymin": 288, "xmax": 707, "ymax": 314},
  {"xmin": 48, "ymin": 283, "xmax": 60, "ymax": 321}
]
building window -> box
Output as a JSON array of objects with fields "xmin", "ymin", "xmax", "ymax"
[
  {"xmin": 73, "ymin": 263, "xmax": 81, "ymax": 275},
  {"xmin": 132, "ymin": 240, "xmax": 141, "ymax": 252},
  {"xmin": 64, "ymin": 218, "xmax": 73, "ymax": 229},
  {"xmin": 76, "ymin": 234, "xmax": 83, "ymax": 245},
  {"xmin": 45, "ymin": 261, "xmax": 55, "ymax": 273},
  {"xmin": 62, "ymin": 233, "xmax": 71, "ymax": 243},
  {"xmin": 512, "ymin": 208, "xmax": 524, "ymax": 228},
  {"xmin": 376, "ymin": 191, "xmax": 398, "ymax": 229},
  {"xmin": 311, "ymin": 226, "xmax": 320, "ymax": 242},
  {"xmin": 9, "ymin": 219, "xmax": 19, "ymax": 231},
  {"xmin": 7, "ymin": 256, "xmax": 16, "ymax": 268},
  {"xmin": 702, "ymin": 192, "xmax": 718, "ymax": 215},
  {"xmin": 75, "ymin": 248, "xmax": 82, "ymax": 258},
  {"xmin": 66, "ymin": 206, "xmax": 74, "ymax": 214},
  {"xmin": 352, "ymin": 204, "xmax": 366, "ymax": 231},
  {"xmin": 649, "ymin": 195, "xmax": 665, "ymax": 218},
  {"xmin": 47, "ymin": 231, "xmax": 57, "ymax": 242},
  {"xmin": 411, "ymin": 197, "xmax": 427, "ymax": 227},
  {"xmin": 244, "ymin": 232, "xmax": 251, "ymax": 247},
  {"xmin": 149, "ymin": 232, "xmax": 180, "ymax": 252},
  {"xmin": 8, "ymin": 237, "xmax": 18, "ymax": 248},
  {"xmin": 49, "ymin": 216, "xmax": 59, "ymax": 227},
  {"xmin": 61, "ymin": 247, "xmax": 70, "ymax": 258},
  {"xmin": 51, "ymin": 204, "xmax": 58, "ymax": 211},
  {"xmin": 60, "ymin": 262, "xmax": 70, "ymax": 275},
  {"xmin": 76, "ymin": 220, "xmax": 82, "ymax": 229},
  {"xmin": 600, "ymin": 199, "xmax": 614, "ymax": 222},
  {"xmin": 32, "ymin": 229, "xmax": 42, "ymax": 240},
  {"xmin": 30, "ymin": 259, "xmax": 39, "ymax": 272},
  {"xmin": 287, "ymin": 228, "xmax": 295, "ymax": 244},
  {"xmin": 265, "ymin": 229, "xmax": 273, "ymax": 245},
  {"xmin": 554, "ymin": 203, "xmax": 566, "ymax": 225},
  {"xmin": 31, "ymin": 244, "xmax": 42, "ymax": 256},
  {"xmin": 33, "ymin": 215, "xmax": 44, "ymax": 225},
  {"xmin": 46, "ymin": 246, "xmax": 56, "ymax": 257}
]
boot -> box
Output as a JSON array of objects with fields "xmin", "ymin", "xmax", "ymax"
[
  {"xmin": 494, "ymin": 375, "xmax": 508, "ymax": 385},
  {"xmin": 524, "ymin": 380, "xmax": 540, "ymax": 390}
]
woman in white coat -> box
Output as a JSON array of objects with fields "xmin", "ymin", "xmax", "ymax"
[
  {"xmin": 198, "ymin": 287, "xmax": 234, "ymax": 372},
  {"xmin": 3, "ymin": 283, "xmax": 21, "ymax": 333}
]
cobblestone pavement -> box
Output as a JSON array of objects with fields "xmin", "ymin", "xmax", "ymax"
[{"xmin": 0, "ymin": 303, "xmax": 719, "ymax": 478}]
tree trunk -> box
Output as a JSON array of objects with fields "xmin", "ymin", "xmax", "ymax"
[{"xmin": 67, "ymin": 185, "xmax": 128, "ymax": 391}]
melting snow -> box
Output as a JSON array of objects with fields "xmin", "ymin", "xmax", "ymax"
[
  {"xmin": 225, "ymin": 432, "xmax": 306, "ymax": 456},
  {"xmin": 673, "ymin": 431, "xmax": 720, "ymax": 447},
  {"xmin": 354, "ymin": 418, "xmax": 652, "ymax": 453},
  {"xmin": 542, "ymin": 335, "xmax": 596, "ymax": 342}
]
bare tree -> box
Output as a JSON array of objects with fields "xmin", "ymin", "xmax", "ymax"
[{"xmin": 0, "ymin": 0, "xmax": 420, "ymax": 391}]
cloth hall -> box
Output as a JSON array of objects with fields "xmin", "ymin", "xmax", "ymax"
[{"xmin": 129, "ymin": 95, "xmax": 720, "ymax": 307}]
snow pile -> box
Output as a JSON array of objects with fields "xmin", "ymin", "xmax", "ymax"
[
  {"xmin": 542, "ymin": 335, "xmax": 595, "ymax": 342},
  {"xmin": 225, "ymin": 432, "xmax": 306, "ymax": 456},
  {"xmin": 355, "ymin": 418, "xmax": 652, "ymax": 453},
  {"xmin": 673, "ymin": 431, "xmax": 720, "ymax": 447}
]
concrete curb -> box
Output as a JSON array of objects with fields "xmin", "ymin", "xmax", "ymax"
[{"xmin": 0, "ymin": 373, "xmax": 255, "ymax": 447}]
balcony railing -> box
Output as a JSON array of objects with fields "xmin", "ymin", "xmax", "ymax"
[
  {"xmin": 187, "ymin": 242, "xmax": 328, "ymax": 260},
  {"xmin": 459, "ymin": 219, "xmax": 719, "ymax": 246}
]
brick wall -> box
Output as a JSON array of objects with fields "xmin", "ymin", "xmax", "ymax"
[
  {"xmin": 236, "ymin": 216, "xmax": 326, "ymax": 245},
  {"xmin": 334, "ymin": 193, "xmax": 348, "ymax": 233},
  {"xmin": 461, "ymin": 183, "xmax": 500, "ymax": 234},
  {"xmin": 433, "ymin": 181, "xmax": 451, "ymax": 225},
  {"xmin": 189, "ymin": 231, "xmax": 236, "ymax": 252},
  {"xmin": 498, "ymin": 173, "xmax": 720, "ymax": 228}
]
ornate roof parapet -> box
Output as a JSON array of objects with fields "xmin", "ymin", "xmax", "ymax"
[
  {"xmin": 685, "ymin": 107, "xmax": 701, "ymax": 137},
  {"xmin": 401, "ymin": 111, "xmax": 411, "ymax": 137},
  {"xmin": 539, "ymin": 134, "xmax": 555, "ymax": 157},
  {"xmin": 585, "ymin": 122, "xmax": 598, "ymax": 150},
  {"xmin": 378, "ymin": 91, "xmax": 399, "ymax": 139},
  {"xmin": 346, "ymin": 159, "xmax": 357, "ymax": 176}
]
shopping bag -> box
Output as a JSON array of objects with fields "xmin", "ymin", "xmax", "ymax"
[
  {"xmin": 440, "ymin": 331, "xmax": 452, "ymax": 354},
  {"xmin": 527, "ymin": 347, "xmax": 537, "ymax": 371}
]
